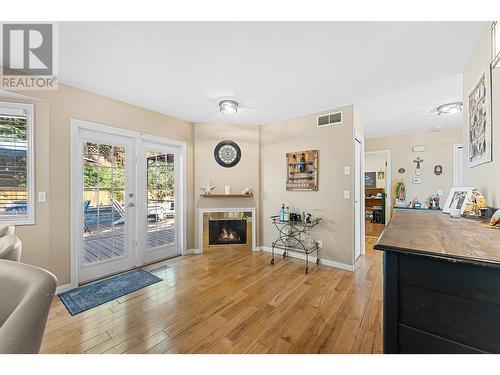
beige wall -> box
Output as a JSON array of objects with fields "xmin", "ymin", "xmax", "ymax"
[
  {"xmin": 366, "ymin": 127, "xmax": 462, "ymax": 207},
  {"xmin": 4, "ymin": 84, "xmax": 194, "ymax": 285},
  {"xmin": 260, "ymin": 105, "xmax": 356, "ymax": 267},
  {"xmin": 463, "ymin": 23, "xmax": 500, "ymax": 208},
  {"xmin": 193, "ymin": 123, "xmax": 260, "ymax": 249},
  {"xmin": 365, "ymin": 153, "xmax": 387, "ymax": 189}
]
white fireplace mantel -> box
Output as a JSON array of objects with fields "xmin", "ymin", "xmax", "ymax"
[{"xmin": 198, "ymin": 207, "xmax": 257, "ymax": 253}]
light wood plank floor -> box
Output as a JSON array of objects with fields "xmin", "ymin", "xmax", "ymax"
[{"xmin": 42, "ymin": 237, "xmax": 382, "ymax": 354}]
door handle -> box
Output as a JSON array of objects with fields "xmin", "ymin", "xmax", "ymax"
[{"xmin": 128, "ymin": 202, "xmax": 135, "ymax": 208}]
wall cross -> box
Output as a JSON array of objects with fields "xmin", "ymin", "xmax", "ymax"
[{"xmin": 413, "ymin": 156, "xmax": 424, "ymax": 169}]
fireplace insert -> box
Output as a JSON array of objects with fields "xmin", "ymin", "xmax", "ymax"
[{"xmin": 208, "ymin": 218, "xmax": 247, "ymax": 246}]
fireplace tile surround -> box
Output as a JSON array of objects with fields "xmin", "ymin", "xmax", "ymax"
[{"xmin": 199, "ymin": 208, "xmax": 256, "ymax": 252}]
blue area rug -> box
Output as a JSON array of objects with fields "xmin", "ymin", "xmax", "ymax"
[{"xmin": 59, "ymin": 269, "xmax": 162, "ymax": 315}]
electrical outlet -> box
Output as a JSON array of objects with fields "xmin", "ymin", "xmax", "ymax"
[
  {"xmin": 316, "ymin": 240, "xmax": 323, "ymax": 248},
  {"xmin": 344, "ymin": 166, "xmax": 350, "ymax": 175},
  {"xmin": 344, "ymin": 190, "xmax": 350, "ymax": 199},
  {"xmin": 38, "ymin": 191, "xmax": 47, "ymax": 202}
]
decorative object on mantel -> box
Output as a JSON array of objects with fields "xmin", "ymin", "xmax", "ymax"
[
  {"xmin": 395, "ymin": 181, "xmax": 407, "ymax": 207},
  {"xmin": 241, "ymin": 187, "xmax": 252, "ymax": 195},
  {"xmin": 286, "ymin": 149, "xmax": 318, "ymax": 191},
  {"xmin": 413, "ymin": 156, "xmax": 423, "ymax": 175},
  {"xmin": 214, "ymin": 140, "xmax": 241, "ymax": 168},
  {"xmin": 398, "ymin": 168, "xmax": 405, "ymax": 174},
  {"xmin": 200, "ymin": 180, "xmax": 215, "ymax": 196},
  {"xmin": 468, "ymin": 66, "xmax": 492, "ymax": 167},
  {"xmin": 442, "ymin": 187, "xmax": 474, "ymax": 215}
]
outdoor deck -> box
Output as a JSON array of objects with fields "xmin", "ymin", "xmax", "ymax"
[{"xmin": 83, "ymin": 220, "xmax": 175, "ymax": 264}]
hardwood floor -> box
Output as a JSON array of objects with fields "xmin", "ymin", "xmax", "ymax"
[
  {"xmin": 42, "ymin": 238, "xmax": 383, "ymax": 354},
  {"xmin": 365, "ymin": 218, "xmax": 385, "ymax": 238}
]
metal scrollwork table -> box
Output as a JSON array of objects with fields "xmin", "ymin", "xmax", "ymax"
[{"xmin": 270, "ymin": 216, "xmax": 321, "ymax": 274}]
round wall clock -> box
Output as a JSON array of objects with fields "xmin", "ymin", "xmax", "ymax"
[{"xmin": 214, "ymin": 140, "xmax": 241, "ymax": 168}]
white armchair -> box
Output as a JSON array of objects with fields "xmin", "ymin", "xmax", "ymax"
[
  {"xmin": 0, "ymin": 223, "xmax": 15, "ymax": 238},
  {"xmin": 0, "ymin": 260, "xmax": 57, "ymax": 353},
  {"xmin": 0, "ymin": 235, "xmax": 22, "ymax": 262}
]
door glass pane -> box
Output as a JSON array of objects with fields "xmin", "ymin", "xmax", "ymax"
[
  {"xmin": 83, "ymin": 142, "xmax": 127, "ymax": 264},
  {"xmin": 146, "ymin": 151, "xmax": 175, "ymax": 251}
]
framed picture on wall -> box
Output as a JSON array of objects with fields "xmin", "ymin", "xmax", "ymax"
[
  {"xmin": 365, "ymin": 172, "xmax": 376, "ymax": 188},
  {"xmin": 467, "ymin": 67, "xmax": 492, "ymax": 167},
  {"xmin": 286, "ymin": 150, "xmax": 318, "ymax": 191}
]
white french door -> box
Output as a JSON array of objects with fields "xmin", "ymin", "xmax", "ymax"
[
  {"xmin": 78, "ymin": 129, "xmax": 136, "ymax": 283},
  {"xmin": 72, "ymin": 121, "xmax": 184, "ymax": 284},
  {"xmin": 138, "ymin": 141, "xmax": 179, "ymax": 264}
]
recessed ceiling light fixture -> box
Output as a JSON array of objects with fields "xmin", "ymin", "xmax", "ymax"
[
  {"xmin": 437, "ymin": 102, "xmax": 463, "ymax": 115},
  {"xmin": 219, "ymin": 100, "xmax": 238, "ymax": 114}
]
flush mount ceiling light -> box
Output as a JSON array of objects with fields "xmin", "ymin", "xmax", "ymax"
[
  {"xmin": 219, "ymin": 100, "xmax": 238, "ymax": 114},
  {"xmin": 437, "ymin": 102, "xmax": 463, "ymax": 116}
]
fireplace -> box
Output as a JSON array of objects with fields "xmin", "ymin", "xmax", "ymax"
[
  {"xmin": 209, "ymin": 219, "xmax": 247, "ymax": 245},
  {"xmin": 201, "ymin": 210, "xmax": 254, "ymax": 251}
]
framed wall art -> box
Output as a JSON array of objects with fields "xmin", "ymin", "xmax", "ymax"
[
  {"xmin": 364, "ymin": 172, "xmax": 376, "ymax": 188},
  {"xmin": 468, "ymin": 67, "xmax": 492, "ymax": 167},
  {"xmin": 286, "ymin": 150, "xmax": 318, "ymax": 191}
]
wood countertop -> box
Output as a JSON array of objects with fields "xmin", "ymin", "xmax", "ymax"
[{"xmin": 374, "ymin": 210, "xmax": 500, "ymax": 266}]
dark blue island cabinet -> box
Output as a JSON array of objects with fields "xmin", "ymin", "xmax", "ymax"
[{"xmin": 374, "ymin": 210, "xmax": 500, "ymax": 354}]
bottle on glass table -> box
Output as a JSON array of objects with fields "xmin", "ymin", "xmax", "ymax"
[
  {"xmin": 279, "ymin": 204, "xmax": 285, "ymax": 221},
  {"xmin": 284, "ymin": 206, "xmax": 290, "ymax": 221}
]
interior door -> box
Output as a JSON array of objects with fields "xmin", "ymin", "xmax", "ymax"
[
  {"xmin": 140, "ymin": 142, "xmax": 179, "ymax": 264},
  {"xmin": 453, "ymin": 144, "xmax": 464, "ymax": 186},
  {"xmin": 354, "ymin": 138, "xmax": 362, "ymax": 261},
  {"xmin": 79, "ymin": 129, "xmax": 136, "ymax": 283}
]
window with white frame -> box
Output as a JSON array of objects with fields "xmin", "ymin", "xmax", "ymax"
[{"xmin": 0, "ymin": 102, "xmax": 35, "ymax": 224}]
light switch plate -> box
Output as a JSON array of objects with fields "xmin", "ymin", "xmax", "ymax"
[
  {"xmin": 344, "ymin": 190, "xmax": 350, "ymax": 199},
  {"xmin": 413, "ymin": 146, "xmax": 425, "ymax": 152},
  {"xmin": 344, "ymin": 166, "xmax": 350, "ymax": 175},
  {"xmin": 38, "ymin": 191, "xmax": 47, "ymax": 202}
]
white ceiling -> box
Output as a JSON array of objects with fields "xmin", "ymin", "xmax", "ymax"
[{"xmin": 58, "ymin": 22, "xmax": 485, "ymax": 138}]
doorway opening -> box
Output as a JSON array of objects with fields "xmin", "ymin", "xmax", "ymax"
[
  {"xmin": 71, "ymin": 120, "xmax": 186, "ymax": 286},
  {"xmin": 364, "ymin": 150, "xmax": 391, "ymax": 239}
]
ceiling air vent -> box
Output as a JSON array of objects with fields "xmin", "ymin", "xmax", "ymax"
[{"xmin": 317, "ymin": 111, "xmax": 343, "ymax": 128}]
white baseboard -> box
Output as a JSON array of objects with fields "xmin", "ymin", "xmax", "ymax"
[
  {"xmin": 56, "ymin": 282, "xmax": 77, "ymax": 295},
  {"xmin": 185, "ymin": 248, "xmax": 202, "ymax": 255},
  {"xmin": 257, "ymin": 246, "xmax": 354, "ymax": 272}
]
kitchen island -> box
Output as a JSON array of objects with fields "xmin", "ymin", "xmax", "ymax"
[{"xmin": 374, "ymin": 209, "xmax": 500, "ymax": 353}]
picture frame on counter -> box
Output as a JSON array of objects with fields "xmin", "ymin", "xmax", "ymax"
[{"xmin": 442, "ymin": 187, "xmax": 474, "ymax": 215}]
